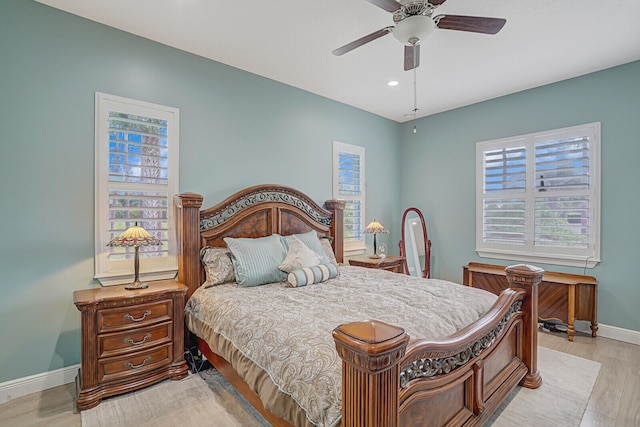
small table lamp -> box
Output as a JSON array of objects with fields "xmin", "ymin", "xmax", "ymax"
[
  {"xmin": 364, "ymin": 219, "xmax": 389, "ymax": 259},
  {"xmin": 107, "ymin": 222, "xmax": 162, "ymax": 290}
]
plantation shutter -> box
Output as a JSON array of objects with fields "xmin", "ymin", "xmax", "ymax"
[
  {"xmin": 95, "ymin": 93, "xmax": 179, "ymax": 285},
  {"xmin": 476, "ymin": 122, "xmax": 600, "ymax": 268},
  {"xmin": 107, "ymin": 112, "xmax": 169, "ymax": 261},
  {"xmin": 333, "ymin": 141, "xmax": 365, "ymax": 252},
  {"xmin": 533, "ymin": 137, "xmax": 591, "ymax": 249},
  {"xmin": 337, "ymin": 151, "xmax": 363, "ymax": 244},
  {"xmin": 482, "ymin": 146, "xmax": 526, "ymax": 245}
]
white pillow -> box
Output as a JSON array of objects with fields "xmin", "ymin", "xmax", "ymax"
[
  {"xmin": 279, "ymin": 235, "xmax": 323, "ymax": 273},
  {"xmin": 281, "ymin": 230, "xmax": 330, "ymax": 265},
  {"xmin": 320, "ymin": 237, "xmax": 339, "ymax": 268}
]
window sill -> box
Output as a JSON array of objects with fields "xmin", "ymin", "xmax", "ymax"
[
  {"xmin": 343, "ymin": 247, "xmax": 366, "ymax": 262},
  {"xmin": 96, "ymin": 269, "xmax": 178, "ymax": 287},
  {"xmin": 477, "ymin": 249, "xmax": 599, "ymax": 269}
]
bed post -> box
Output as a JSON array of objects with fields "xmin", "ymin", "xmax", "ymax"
[
  {"xmin": 175, "ymin": 192, "xmax": 204, "ymax": 301},
  {"xmin": 505, "ymin": 264, "xmax": 544, "ymax": 389},
  {"xmin": 333, "ymin": 320, "xmax": 410, "ymax": 427},
  {"xmin": 325, "ymin": 199, "xmax": 345, "ymax": 264}
]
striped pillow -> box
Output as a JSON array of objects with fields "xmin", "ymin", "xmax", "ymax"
[
  {"xmin": 224, "ymin": 234, "xmax": 287, "ymax": 287},
  {"xmin": 287, "ymin": 263, "xmax": 339, "ymax": 288}
]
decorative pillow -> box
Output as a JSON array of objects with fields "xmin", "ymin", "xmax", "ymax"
[
  {"xmin": 224, "ymin": 234, "xmax": 287, "ymax": 287},
  {"xmin": 200, "ymin": 247, "xmax": 235, "ymax": 287},
  {"xmin": 287, "ymin": 263, "xmax": 339, "ymax": 287},
  {"xmin": 281, "ymin": 230, "xmax": 330, "ymax": 265},
  {"xmin": 320, "ymin": 237, "xmax": 339, "ymax": 268},
  {"xmin": 279, "ymin": 235, "xmax": 323, "ymax": 273}
]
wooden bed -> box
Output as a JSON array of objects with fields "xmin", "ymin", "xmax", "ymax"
[{"xmin": 175, "ymin": 184, "xmax": 543, "ymax": 427}]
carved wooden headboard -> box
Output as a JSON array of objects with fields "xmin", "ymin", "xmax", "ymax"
[{"xmin": 174, "ymin": 184, "xmax": 345, "ymax": 300}]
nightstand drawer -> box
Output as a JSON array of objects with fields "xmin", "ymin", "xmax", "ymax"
[
  {"xmin": 97, "ymin": 300, "xmax": 173, "ymax": 333},
  {"xmin": 98, "ymin": 344, "xmax": 172, "ymax": 383},
  {"xmin": 98, "ymin": 322, "xmax": 172, "ymax": 358}
]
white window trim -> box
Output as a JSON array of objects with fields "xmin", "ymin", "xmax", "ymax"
[
  {"xmin": 94, "ymin": 92, "xmax": 180, "ymax": 286},
  {"xmin": 475, "ymin": 122, "xmax": 601, "ymax": 268},
  {"xmin": 333, "ymin": 141, "xmax": 366, "ymax": 255}
]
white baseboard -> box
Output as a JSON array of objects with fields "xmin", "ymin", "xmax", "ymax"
[
  {"xmin": 573, "ymin": 320, "xmax": 639, "ymax": 345},
  {"xmin": 1, "ymin": 323, "xmax": 638, "ymax": 404},
  {"xmin": 597, "ymin": 323, "xmax": 640, "ymax": 346},
  {"xmin": 0, "ymin": 364, "xmax": 79, "ymax": 404}
]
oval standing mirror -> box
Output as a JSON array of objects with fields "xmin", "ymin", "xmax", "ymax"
[{"xmin": 400, "ymin": 208, "xmax": 431, "ymax": 278}]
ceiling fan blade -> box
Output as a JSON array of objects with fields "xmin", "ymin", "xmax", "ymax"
[
  {"xmin": 366, "ymin": 0, "xmax": 402, "ymax": 13},
  {"xmin": 332, "ymin": 27, "xmax": 393, "ymax": 56},
  {"xmin": 435, "ymin": 15, "xmax": 506, "ymax": 34},
  {"xmin": 404, "ymin": 44, "xmax": 420, "ymax": 71}
]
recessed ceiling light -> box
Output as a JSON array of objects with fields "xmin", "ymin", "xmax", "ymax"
[{"xmin": 387, "ymin": 80, "xmax": 399, "ymax": 87}]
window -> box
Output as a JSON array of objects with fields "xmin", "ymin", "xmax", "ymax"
[
  {"xmin": 476, "ymin": 122, "xmax": 600, "ymax": 268},
  {"xmin": 333, "ymin": 141, "xmax": 366, "ymax": 253},
  {"xmin": 95, "ymin": 93, "xmax": 179, "ymax": 285}
]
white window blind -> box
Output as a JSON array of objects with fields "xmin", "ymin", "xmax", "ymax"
[
  {"xmin": 333, "ymin": 141, "xmax": 365, "ymax": 253},
  {"xmin": 476, "ymin": 123, "xmax": 600, "ymax": 268},
  {"xmin": 95, "ymin": 93, "xmax": 179, "ymax": 285}
]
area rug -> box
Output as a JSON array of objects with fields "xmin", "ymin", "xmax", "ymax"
[
  {"xmin": 81, "ymin": 370, "xmax": 269, "ymax": 427},
  {"xmin": 82, "ymin": 346, "xmax": 600, "ymax": 426},
  {"xmin": 487, "ymin": 346, "xmax": 601, "ymax": 426}
]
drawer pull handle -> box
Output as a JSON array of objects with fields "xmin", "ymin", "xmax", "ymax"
[
  {"xmin": 124, "ymin": 356, "xmax": 152, "ymax": 370},
  {"xmin": 124, "ymin": 333, "xmax": 152, "ymax": 346},
  {"xmin": 124, "ymin": 310, "xmax": 151, "ymax": 322}
]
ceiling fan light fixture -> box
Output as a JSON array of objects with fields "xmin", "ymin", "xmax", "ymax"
[{"xmin": 392, "ymin": 15, "xmax": 435, "ymax": 45}]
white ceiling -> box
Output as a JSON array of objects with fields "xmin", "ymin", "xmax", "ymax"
[{"xmin": 36, "ymin": 0, "xmax": 640, "ymax": 122}]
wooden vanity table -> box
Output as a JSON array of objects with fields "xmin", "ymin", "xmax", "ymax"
[{"xmin": 463, "ymin": 262, "xmax": 598, "ymax": 341}]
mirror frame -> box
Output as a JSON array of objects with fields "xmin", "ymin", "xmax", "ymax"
[{"xmin": 399, "ymin": 207, "xmax": 431, "ymax": 278}]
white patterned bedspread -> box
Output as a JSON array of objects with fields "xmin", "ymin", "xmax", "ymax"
[{"xmin": 185, "ymin": 266, "xmax": 498, "ymax": 427}]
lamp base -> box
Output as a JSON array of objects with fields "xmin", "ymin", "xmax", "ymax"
[
  {"xmin": 368, "ymin": 254, "xmax": 380, "ymax": 259},
  {"xmin": 125, "ymin": 281, "xmax": 149, "ymax": 290}
]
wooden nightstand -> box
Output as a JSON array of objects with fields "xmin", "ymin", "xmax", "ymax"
[
  {"xmin": 349, "ymin": 255, "xmax": 405, "ymax": 273},
  {"xmin": 73, "ymin": 280, "xmax": 189, "ymax": 411}
]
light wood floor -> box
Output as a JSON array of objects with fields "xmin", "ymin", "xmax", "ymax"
[
  {"xmin": 0, "ymin": 331, "xmax": 637, "ymax": 427},
  {"xmin": 540, "ymin": 331, "xmax": 640, "ymax": 427}
]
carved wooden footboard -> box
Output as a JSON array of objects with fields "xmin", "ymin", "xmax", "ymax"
[
  {"xmin": 333, "ymin": 264, "xmax": 543, "ymax": 427},
  {"xmin": 175, "ymin": 186, "xmax": 542, "ymax": 427}
]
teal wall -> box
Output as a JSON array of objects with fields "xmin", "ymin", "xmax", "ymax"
[
  {"xmin": 399, "ymin": 60, "xmax": 640, "ymax": 333},
  {"xmin": 0, "ymin": 0, "xmax": 400, "ymax": 383}
]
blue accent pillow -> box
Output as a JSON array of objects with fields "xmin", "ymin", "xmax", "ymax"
[
  {"xmin": 281, "ymin": 230, "xmax": 330, "ymax": 265},
  {"xmin": 224, "ymin": 234, "xmax": 287, "ymax": 287},
  {"xmin": 287, "ymin": 263, "xmax": 339, "ymax": 287}
]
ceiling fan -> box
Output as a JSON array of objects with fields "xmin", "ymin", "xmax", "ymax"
[{"xmin": 333, "ymin": 0, "xmax": 506, "ymax": 71}]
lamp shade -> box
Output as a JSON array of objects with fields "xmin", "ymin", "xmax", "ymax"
[
  {"xmin": 107, "ymin": 222, "xmax": 162, "ymax": 247},
  {"xmin": 363, "ymin": 220, "xmax": 389, "ymax": 235}
]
